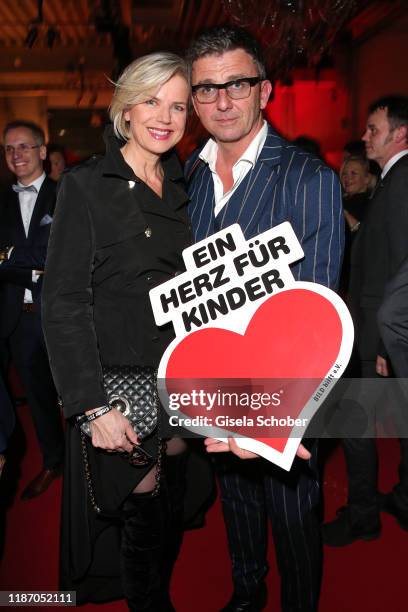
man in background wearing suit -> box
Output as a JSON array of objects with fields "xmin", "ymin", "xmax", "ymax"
[
  {"xmin": 377, "ymin": 255, "xmax": 408, "ymax": 533},
  {"xmin": 0, "ymin": 120, "xmax": 64, "ymax": 499},
  {"xmin": 185, "ymin": 26, "xmax": 344, "ymax": 612},
  {"xmin": 323, "ymin": 96, "xmax": 408, "ymax": 545},
  {"xmin": 378, "ymin": 256, "xmax": 408, "ymax": 379}
]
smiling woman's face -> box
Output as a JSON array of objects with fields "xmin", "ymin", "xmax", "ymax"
[
  {"xmin": 124, "ymin": 73, "xmax": 189, "ymax": 159},
  {"xmin": 340, "ymin": 159, "xmax": 370, "ymax": 195}
]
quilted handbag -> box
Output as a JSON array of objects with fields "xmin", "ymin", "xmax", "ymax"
[{"xmin": 80, "ymin": 365, "xmax": 158, "ymax": 439}]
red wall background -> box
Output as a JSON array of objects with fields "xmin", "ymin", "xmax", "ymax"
[{"xmin": 263, "ymin": 10, "xmax": 408, "ymax": 171}]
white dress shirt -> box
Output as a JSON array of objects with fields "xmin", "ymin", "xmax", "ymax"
[
  {"xmin": 199, "ymin": 121, "xmax": 268, "ymax": 217},
  {"xmin": 381, "ymin": 149, "xmax": 408, "ymax": 179},
  {"xmin": 16, "ymin": 172, "xmax": 46, "ymax": 303}
]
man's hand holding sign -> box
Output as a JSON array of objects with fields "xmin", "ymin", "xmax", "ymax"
[
  {"xmin": 204, "ymin": 437, "xmax": 312, "ymax": 461},
  {"xmin": 150, "ymin": 222, "xmax": 353, "ymax": 471}
]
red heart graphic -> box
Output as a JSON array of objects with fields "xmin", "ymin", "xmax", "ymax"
[{"xmin": 164, "ymin": 287, "xmax": 344, "ymax": 462}]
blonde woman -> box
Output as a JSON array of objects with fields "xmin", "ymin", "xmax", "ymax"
[
  {"xmin": 43, "ymin": 52, "xmax": 201, "ymax": 611},
  {"xmin": 340, "ymin": 156, "xmax": 372, "ymax": 232}
]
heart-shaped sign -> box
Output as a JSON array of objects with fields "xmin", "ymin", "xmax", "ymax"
[
  {"xmin": 151, "ymin": 222, "xmax": 353, "ymax": 470},
  {"xmin": 159, "ymin": 284, "xmax": 352, "ymax": 470}
]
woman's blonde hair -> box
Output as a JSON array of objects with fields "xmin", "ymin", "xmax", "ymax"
[{"xmin": 109, "ymin": 52, "xmax": 189, "ymax": 141}]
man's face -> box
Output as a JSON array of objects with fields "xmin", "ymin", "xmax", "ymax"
[
  {"xmin": 4, "ymin": 127, "xmax": 46, "ymax": 185},
  {"xmin": 191, "ymin": 49, "xmax": 272, "ymax": 149},
  {"xmin": 362, "ymin": 108, "xmax": 405, "ymax": 168},
  {"xmin": 49, "ymin": 151, "xmax": 66, "ymax": 179}
]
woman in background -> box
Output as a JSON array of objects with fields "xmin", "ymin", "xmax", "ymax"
[
  {"xmin": 339, "ymin": 156, "xmax": 373, "ymax": 296},
  {"xmin": 341, "ymin": 156, "xmax": 372, "ymax": 232}
]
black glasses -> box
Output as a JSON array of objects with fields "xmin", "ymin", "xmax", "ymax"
[
  {"xmin": 5, "ymin": 143, "xmax": 40, "ymax": 155},
  {"xmin": 192, "ymin": 77, "xmax": 261, "ymax": 104}
]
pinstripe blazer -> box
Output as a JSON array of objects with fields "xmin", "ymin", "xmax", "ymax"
[{"xmin": 185, "ymin": 124, "xmax": 344, "ymax": 290}]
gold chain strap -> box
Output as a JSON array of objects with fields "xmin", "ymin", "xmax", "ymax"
[
  {"xmin": 80, "ymin": 429, "xmax": 101, "ymax": 514},
  {"xmin": 151, "ymin": 373, "xmax": 165, "ymax": 497}
]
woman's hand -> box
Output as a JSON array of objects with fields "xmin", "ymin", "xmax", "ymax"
[
  {"xmin": 204, "ymin": 437, "xmax": 311, "ymax": 461},
  {"xmin": 344, "ymin": 209, "xmax": 357, "ymax": 225},
  {"xmin": 89, "ymin": 409, "xmax": 139, "ymax": 453}
]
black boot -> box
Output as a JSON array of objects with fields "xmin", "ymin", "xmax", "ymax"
[
  {"xmin": 120, "ymin": 454, "xmax": 187, "ymax": 612},
  {"xmin": 120, "ymin": 492, "xmax": 164, "ymax": 612},
  {"xmin": 161, "ymin": 452, "xmax": 188, "ymax": 610}
]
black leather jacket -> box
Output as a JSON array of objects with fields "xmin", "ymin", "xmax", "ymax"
[{"xmin": 42, "ymin": 127, "xmax": 191, "ymax": 417}]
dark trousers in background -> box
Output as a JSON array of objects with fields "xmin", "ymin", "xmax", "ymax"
[
  {"xmin": 2, "ymin": 311, "xmax": 64, "ymax": 469},
  {"xmin": 216, "ymin": 446, "xmax": 321, "ymax": 612},
  {"xmin": 342, "ymin": 360, "xmax": 408, "ymax": 528},
  {"xmin": 0, "ymin": 338, "xmax": 14, "ymax": 453}
]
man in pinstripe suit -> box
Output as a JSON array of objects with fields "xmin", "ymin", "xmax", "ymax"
[{"xmin": 185, "ymin": 26, "xmax": 344, "ymax": 612}]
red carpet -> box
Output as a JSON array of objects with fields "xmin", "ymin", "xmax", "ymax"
[{"xmin": 0, "ymin": 404, "xmax": 407, "ymax": 611}]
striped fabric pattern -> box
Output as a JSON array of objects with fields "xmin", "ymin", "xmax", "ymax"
[
  {"xmin": 186, "ymin": 122, "xmax": 343, "ymax": 611},
  {"xmin": 186, "ymin": 124, "xmax": 344, "ymax": 290}
]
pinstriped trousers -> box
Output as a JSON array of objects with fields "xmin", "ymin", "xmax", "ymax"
[{"xmin": 216, "ymin": 446, "xmax": 321, "ymax": 612}]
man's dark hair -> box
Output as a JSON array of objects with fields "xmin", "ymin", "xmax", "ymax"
[
  {"xmin": 344, "ymin": 140, "xmax": 366, "ymax": 158},
  {"xmin": 292, "ymin": 135, "xmax": 321, "ymax": 158},
  {"xmin": 3, "ymin": 120, "xmax": 45, "ymax": 146},
  {"xmin": 47, "ymin": 143, "xmax": 66, "ymax": 159},
  {"xmin": 368, "ymin": 95, "xmax": 408, "ymax": 132},
  {"xmin": 186, "ymin": 25, "xmax": 267, "ymax": 80}
]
